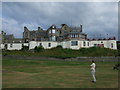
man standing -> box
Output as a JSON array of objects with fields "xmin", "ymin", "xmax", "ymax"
[{"xmin": 90, "ymin": 60, "xmax": 96, "ymax": 83}]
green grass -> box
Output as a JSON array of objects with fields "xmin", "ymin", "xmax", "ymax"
[{"xmin": 2, "ymin": 59, "xmax": 119, "ymax": 88}]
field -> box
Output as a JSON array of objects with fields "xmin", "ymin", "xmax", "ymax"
[{"xmin": 2, "ymin": 59, "xmax": 118, "ymax": 88}]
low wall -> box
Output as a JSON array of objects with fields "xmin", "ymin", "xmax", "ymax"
[{"xmin": 2, "ymin": 55, "xmax": 119, "ymax": 62}]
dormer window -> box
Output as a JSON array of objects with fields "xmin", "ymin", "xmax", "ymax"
[
  {"xmin": 52, "ymin": 25, "xmax": 55, "ymax": 28},
  {"xmin": 52, "ymin": 29, "xmax": 55, "ymax": 33}
]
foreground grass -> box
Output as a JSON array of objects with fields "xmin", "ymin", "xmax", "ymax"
[{"xmin": 2, "ymin": 59, "xmax": 118, "ymax": 88}]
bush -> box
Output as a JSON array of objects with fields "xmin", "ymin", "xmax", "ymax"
[
  {"xmin": 51, "ymin": 45, "xmax": 63, "ymax": 49},
  {"xmin": 2, "ymin": 50, "xmax": 7, "ymax": 56},
  {"xmin": 21, "ymin": 45, "xmax": 29, "ymax": 51},
  {"xmin": 34, "ymin": 46, "xmax": 44, "ymax": 52},
  {"xmin": 56, "ymin": 45, "xmax": 63, "ymax": 48}
]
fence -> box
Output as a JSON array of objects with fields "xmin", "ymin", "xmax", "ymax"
[{"xmin": 2, "ymin": 55, "xmax": 120, "ymax": 62}]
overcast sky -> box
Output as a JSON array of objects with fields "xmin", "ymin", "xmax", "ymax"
[{"xmin": 1, "ymin": 2, "xmax": 118, "ymax": 39}]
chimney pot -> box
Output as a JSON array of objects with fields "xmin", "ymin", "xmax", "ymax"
[{"xmin": 80, "ymin": 25, "xmax": 82, "ymax": 32}]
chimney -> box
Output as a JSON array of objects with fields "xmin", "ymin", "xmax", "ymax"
[
  {"xmin": 61, "ymin": 24, "xmax": 66, "ymax": 27},
  {"xmin": 24, "ymin": 26, "xmax": 29, "ymax": 31},
  {"xmin": 38, "ymin": 27, "xmax": 40, "ymax": 30},
  {"xmin": 80, "ymin": 25, "xmax": 82, "ymax": 32}
]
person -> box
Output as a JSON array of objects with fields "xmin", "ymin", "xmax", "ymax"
[
  {"xmin": 113, "ymin": 64, "xmax": 120, "ymax": 70},
  {"xmin": 90, "ymin": 60, "xmax": 96, "ymax": 83}
]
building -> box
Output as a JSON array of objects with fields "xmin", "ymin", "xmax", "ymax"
[
  {"xmin": 23, "ymin": 24, "xmax": 87, "ymax": 42},
  {"xmin": 0, "ymin": 24, "xmax": 118, "ymax": 50}
]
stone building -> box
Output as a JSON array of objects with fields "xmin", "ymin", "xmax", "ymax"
[
  {"xmin": 23, "ymin": 26, "xmax": 47, "ymax": 42},
  {"xmin": 23, "ymin": 24, "xmax": 87, "ymax": 42},
  {"xmin": 1, "ymin": 31, "xmax": 24, "ymax": 44}
]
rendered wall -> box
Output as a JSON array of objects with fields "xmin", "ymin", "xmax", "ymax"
[{"xmin": 0, "ymin": 40, "xmax": 117, "ymax": 50}]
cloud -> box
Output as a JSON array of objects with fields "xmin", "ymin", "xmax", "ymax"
[
  {"xmin": 2, "ymin": 17, "xmax": 23, "ymax": 38},
  {"xmin": 2, "ymin": 2, "xmax": 118, "ymax": 39}
]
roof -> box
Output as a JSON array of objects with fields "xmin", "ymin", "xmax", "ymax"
[
  {"xmin": 69, "ymin": 27, "xmax": 81, "ymax": 31},
  {"xmin": 66, "ymin": 32, "xmax": 86, "ymax": 35}
]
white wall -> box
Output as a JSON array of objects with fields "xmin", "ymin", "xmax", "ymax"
[
  {"xmin": 81, "ymin": 41, "xmax": 90, "ymax": 48},
  {"xmin": 7, "ymin": 43, "xmax": 22, "ymax": 50},
  {"xmin": 89, "ymin": 40, "xmax": 117, "ymax": 50},
  {"xmin": 38, "ymin": 41, "xmax": 58, "ymax": 49},
  {"xmin": 29, "ymin": 41, "xmax": 37, "ymax": 49},
  {"xmin": 0, "ymin": 43, "xmax": 29, "ymax": 50},
  {"xmin": 29, "ymin": 41, "xmax": 58, "ymax": 49},
  {"xmin": 61, "ymin": 41, "xmax": 70, "ymax": 49},
  {"xmin": 0, "ymin": 44, "xmax": 4, "ymax": 49},
  {"xmin": 1, "ymin": 40, "xmax": 117, "ymax": 50},
  {"xmin": 61, "ymin": 40, "xmax": 117, "ymax": 50},
  {"xmin": 69, "ymin": 40, "xmax": 80, "ymax": 50},
  {"xmin": 108, "ymin": 40, "xmax": 117, "ymax": 49}
]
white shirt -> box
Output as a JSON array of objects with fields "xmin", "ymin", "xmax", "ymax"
[{"xmin": 90, "ymin": 63, "xmax": 96, "ymax": 71}]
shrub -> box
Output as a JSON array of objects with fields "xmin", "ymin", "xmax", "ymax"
[
  {"xmin": 2, "ymin": 50, "xmax": 7, "ymax": 56},
  {"xmin": 34, "ymin": 46, "xmax": 44, "ymax": 52},
  {"xmin": 56, "ymin": 45, "xmax": 63, "ymax": 48},
  {"xmin": 51, "ymin": 45, "xmax": 63, "ymax": 49},
  {"xmin": 21, "ymin": 45, "xmax": 29, "ymax": 51}
]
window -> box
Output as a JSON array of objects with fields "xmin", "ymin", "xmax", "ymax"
[
  {"xmin": 83, "ymin": 41, "xmax": 86, "ymax": 46},
  {"xmin": 111, "ymin": 43, "xmax": 113, "ymax": 48},
  {"xmin": 5, "ymin": 44, "xmax": 7, "ymax": 49},
  {"xmin": 94, "ymin": 44, "xmax": 97, "ymax": 47},
  {"xmin": 52, "ymin": 25, "xmax": 55, "ymax": 28},
  {"xmin": 10, "ymin": 44, "xmax": 13, "ymax": 48},
  {"xmin": 52, "ymin": 36, "xmax": 56, "ymax": 41},
  {"xmin": 52, "ymin": 29, "xmax": 55, "ymax": 33},
  {"xmin": 75, "ymin": 34, "xmax": 77, "ymax": 37},
  {"xmin": 48, "ymin": 43, "xmax": 51, "ymax": 47},
  {"xmin": 39, "ymin": 43, "xmax": 42, "ymax": 46},
  {"xmin": 87, "ymin": 42, "xmax": 89, "ymax": 46},
  {"xmin": 71, "ymin": 41, "xmax": 78, "ymax": 46},
  {"xmin": 74, "ymin": 34, "xmax": 75, "ymax": 38},
  {"xmin": 60, "ymin": 30, "xmax": 62, "ymax": 34},
  {"xmin": 71, "ymin": 34, "xmax": 73, "ymax": 38}
]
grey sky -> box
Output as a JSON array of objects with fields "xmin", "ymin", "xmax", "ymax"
[{"xmin": 2, "ymin": 2, "xmax": 118, "ymax": 39}]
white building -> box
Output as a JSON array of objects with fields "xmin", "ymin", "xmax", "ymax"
[{"xmin": 0, "ymin": 39, "xmax": 117, "ymax": 50}]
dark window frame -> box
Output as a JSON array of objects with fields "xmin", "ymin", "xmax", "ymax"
[
  {"xmin": 87, "ymin": 42, "xmax": 89, "ymax": 46},
  {"xmin": 71, "ymin": 41, "xmax": 78, "ymax": 46},
  {"xmin": 48, "ymin": 43, "xmax": 51, "ymax": 47},
  {"xmin": 83, "ymin": 41, "xmax": 86, "ymax": 46},
  {"xmin": 111, "ymin": 43, "xmax": 113, "ymax": 48},
  {"xmin": 39, "ymin": 43, "xmax": 42, "ymax": 47},
  {"xmin": 10, "ymin": 44, "xmax": 13, "ymax": 48}
]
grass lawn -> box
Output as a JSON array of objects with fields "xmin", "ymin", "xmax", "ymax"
[{"xmin": 2, "ymin": 59, "xmax": 119, "ymax": 88}]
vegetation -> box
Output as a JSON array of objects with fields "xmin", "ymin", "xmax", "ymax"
[
  {"xmin": 117, "ymin": 44, "xmax": 120, "ymax": 56},
  {"xmin": 2, "ymin": 59, "xmax": 118, "ymax": 88},
  {"xmin": 2, "ymin": 47, "xmax": 118, "ymax": 58},
  {"xmin": 34, "ymin": 46, "xmax": 44, "ymax": 52},
  {"xmin": 21, "ymin": 45, "xmax": 29, "ymax": 51}
]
